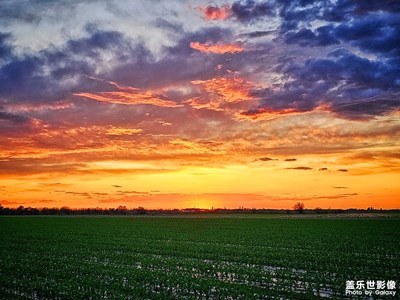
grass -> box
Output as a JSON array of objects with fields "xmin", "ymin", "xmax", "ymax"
[{"xmin": 0, "ymin": 216, "xmax": 399, "ymax": 299}]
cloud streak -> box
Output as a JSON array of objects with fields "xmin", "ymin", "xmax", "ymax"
[
  {"xmin": 190, "ymin": 41, "xmax": 244, "ymax": 54},
  {"xmin": 285, "ymin": 167, "xmax": 312, "ymax": 171},
  {"xmin": 75, "ymin": 90, "xmax": 182, "ymax": 107}
]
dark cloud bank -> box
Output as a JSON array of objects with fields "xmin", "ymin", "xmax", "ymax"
[
  {"xmin": 205, "ymin": 0, "xmax": 400, "ymax": 119},
  {"xmin": 0, "ymin": 0, "xmax": 399, "ymax": 122}
]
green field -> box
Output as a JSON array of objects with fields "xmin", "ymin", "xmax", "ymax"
[{"xmin": 0, "ymin": 216, "xmax": 399, "ymax": 299}]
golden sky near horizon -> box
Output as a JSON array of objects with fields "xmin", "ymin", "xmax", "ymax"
[{"xmin": 0, "ymin": 1, "xmax": 399, "ymax": 209}]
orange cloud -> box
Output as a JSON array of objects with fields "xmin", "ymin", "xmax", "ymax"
[
  {"xmin": 184, "ymin": 97, "xmax": 225, "ymax": 111},
  {"xmin": 75, "ymin": 91, "xmax": 181, "ymax": 107},
  {"xmin": 0, "ymin": 200, "xmax": 21, "ymax": 205},
  {"xmin": 198, "ymin": 5, "xmax": 231, "ymax": 20},
  {"xmin": 190, "ymin": 41, "xmax": 244, "ymax": 54},
  {"xmin": 191, "ymin": 77, "xmax": 253, "ymax": 102},
  {"xmin": 186, "ymin": 76, "xmax": 256, "ymax": 112},
  {"xmin": 74, "ymin": 78, "xmax": 181, "ymax": 107},
  {"xmin": 104, "ymin": 127, "xmax": 142, "ymax": 136}
]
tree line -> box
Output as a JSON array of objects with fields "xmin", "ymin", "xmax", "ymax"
[{"xmin": 0, "ymin": 203, "xmax": 395, "ymax": 215}]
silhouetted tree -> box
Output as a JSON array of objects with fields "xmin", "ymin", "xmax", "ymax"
[
  {"xmin": 293, "ymin": 202, "xmax": 305, "ymax": 213},
  {"xmin": 137, "ymin": 207, "xmax": 146, "ymax": 215},
  {"xmin": 60, "ymin": 206, "xmax": 71, "ymax": 215},
  {"xmin": 314, "ymin": 207, "xmax": 323, "ymax": 213}
]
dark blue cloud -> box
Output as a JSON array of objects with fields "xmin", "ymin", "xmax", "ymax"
[
  {"xmin": 0, "ymin": 55, "xmax": 45, "ymax": 99},
  {"xmin": 237, "ymin": 30, "xmax": 276, "ymax": 39},
  {"xmin": 0, "ymin": 111, "xmax": 28, "ymax": 123},
  {"xmin": 67, "ymin": 29, "xmax": 125, "ymax": 55},
  {"xmin": 231, "ymin": 0, "xmax": 275, "ymax": 22},
  {"xmin": 291, "ymin": 50, "xmax": 400, "ymax": 91},
  {"xmin": 279, "ymin": 4, "xmax": 400, "ymax": 57},
  {"xmin": 0, "ymin": 109, "xmax": 33, "ymax": 137},
  {"xmin": 335, "ymin": 13, "xmax": 400, "ymax": 57},
  {"xmin": 277, "ymin": 0, "xmax": 323, "ymax": 30},
  {"xmin": 0, "ymin": 32, "xmax": 13, "ymax": 60},
  {"xmin": 277, "ymin": 0, "xmax": 400, "ymax": 24},
  {"xmin": 108, "ymin": 27, "xmax": 234, "ymax": 89},
  {"xmin": 284, "ymin": 27, "xmax": 339, "ymax": 47},
  {"xmin": 248, "ymin": 50, "xmax": 400, "ymax": 119},
  {"xmin": 235, "ymin": 0, "xmax": 400, "ymax": 119},
  {"xmin": 0, "ymin": 27, "xmax": 145, "ymax": 103},
  {"xmin": 284, "ymin": 12, "xmax": 400, "ymax": 57},
  {"xmin": 322, "ymin": 0, "xmax": 400, "ymax": 22},
  {"xmin": 1, "ymin": 0, "xmax": 399, "ymax": 122},
  {"xmin": 0, "ymin": 25, "xmax": 235, "ymax": 110}
]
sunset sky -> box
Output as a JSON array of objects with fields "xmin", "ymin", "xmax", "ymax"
[{"xmin": 0, "ymin": 0, "xmax": 399, "ymax": 209}]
